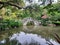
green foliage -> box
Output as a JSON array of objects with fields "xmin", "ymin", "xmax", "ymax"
[
  {"xmin": 0, "ymin": 19, "xmax": 23, "ymax": 30},
  {"xmin": 41, "ymin": 18, "xmax": 49, "ymax": 26},
  {"xmin": 43, "ymin": 3, "xmax": 60, "ymax": 26},
  {"xmin": 8, "ymin": 20, "xmax": 19, "ymax": 28},
  {"xmin": 0, "ymin": 1, "xmax": 60, "ymax": 27},
  {"xmin": 5, "ymin": 9, "xmax": 12, "ymax": 16}
]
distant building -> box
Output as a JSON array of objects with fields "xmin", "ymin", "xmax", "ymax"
[{"xmin": 23, "ymin": 0, "xmax": 58, "ymax": 6}]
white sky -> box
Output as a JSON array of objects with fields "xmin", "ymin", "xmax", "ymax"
[{"xmin": 23, "ymin": 0, "xmax": 58, "ymax": 6}]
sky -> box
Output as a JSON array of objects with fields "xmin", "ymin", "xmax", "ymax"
[{"xmin": 23, "ymin": 0, "xmax": 58, "ymax": 6}]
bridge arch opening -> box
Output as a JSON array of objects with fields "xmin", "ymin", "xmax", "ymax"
[
  {"xmin": 26, "ymin": 21, "xmax": 35, "ymax": 26},
  {"xmin": 22, "ymin": 17, "xmax": 41, "ymax": 26}
]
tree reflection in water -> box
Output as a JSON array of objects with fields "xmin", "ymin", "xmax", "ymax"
[{"xmin": 0, "ymin": 32, "xmax": 60, "ymax": 45}]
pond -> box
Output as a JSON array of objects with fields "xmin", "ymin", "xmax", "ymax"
[{"xmin": 0, "ymin": 26, "xmax": 60, "ymax": 45}]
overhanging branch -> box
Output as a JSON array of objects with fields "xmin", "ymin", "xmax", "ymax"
[
  {"xmin": 0, "ymin": 1, "xmax": 35, "ymax": 10},
  {"xmin": 0, "ymin": 1, "xmax": 23, "ymax": 9}
]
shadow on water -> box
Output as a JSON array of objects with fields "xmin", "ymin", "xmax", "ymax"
[{"xmin": 0, "ymin": 32, "xmax": 60, "ymax": 45}]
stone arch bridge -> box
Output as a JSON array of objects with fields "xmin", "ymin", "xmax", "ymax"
[{"xmin": 22, "ymin": 17, "xmax": 41, "ymax": 26}]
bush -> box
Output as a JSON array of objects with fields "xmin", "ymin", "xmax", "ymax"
[
  {"xmin": 52, "ymin": 21, "xmax": 60, "ymax": 26},
  {"xmin": 41, "ymin": 18, "xmax": 49, "ymax": 26},
  {"xmin": 0, "ymin": 19, "xmax": 23, "ymax": 30},
  {"xmin": 0, "ymin": 20, "xmax": 8, "ymax": 30}
]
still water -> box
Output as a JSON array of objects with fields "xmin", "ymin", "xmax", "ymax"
[{"xmin": 0, "ymin": 26, "xmax": 60, "ymax": 45}]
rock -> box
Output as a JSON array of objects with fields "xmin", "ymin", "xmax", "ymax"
[{"xmin": 48, "ymin": 24, "xmax": 56, "ymax": 27}]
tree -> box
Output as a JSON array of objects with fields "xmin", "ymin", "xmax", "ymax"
[
  {"xmin": 0, "ymin": 0, "xmax": 24, "ymax": 9},
  {"xmin": 0, "ymin": 0, "xmax": 53, "ymax": 9}
]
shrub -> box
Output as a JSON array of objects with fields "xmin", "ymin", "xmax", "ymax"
[{"xmin": 0, "ymin": 19, "xmax": 23, "ymax": 30}]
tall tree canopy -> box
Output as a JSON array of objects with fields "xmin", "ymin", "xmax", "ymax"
[
  {"xmin": 0, "ymin": 0, "xmax": 24, "ymax": 9},
  {"xmin": 0, "ymin": 0, "xmax": 54, "ymax": 9}
]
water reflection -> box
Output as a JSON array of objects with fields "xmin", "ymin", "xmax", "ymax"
[
  {"xmin": 0, "ymin": 32, "xmax": 60, "ymax": 45},
  {"xmin": 23, "ymin": 26, "xmax": 38, "ymax": 31}
]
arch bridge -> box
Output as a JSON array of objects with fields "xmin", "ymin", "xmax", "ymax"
[{"xmin": 22, "ymin": 17, "xmax": 41, "ymax": 26}]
